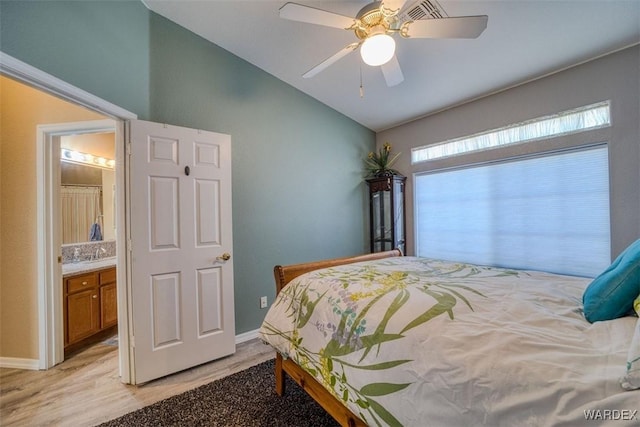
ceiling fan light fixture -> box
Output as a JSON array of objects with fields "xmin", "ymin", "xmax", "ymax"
[{"xmin": 360, "ymin": 32, "xmax": 396, "ymax": 66}]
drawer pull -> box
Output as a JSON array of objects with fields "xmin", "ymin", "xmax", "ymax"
[
  {"xmin": 92, "ymin": 295, "xmax": 98, "ymax": 299},
  {"xmin": 82, "ymin": 281, "xmax": 88, "ymax": 285}
]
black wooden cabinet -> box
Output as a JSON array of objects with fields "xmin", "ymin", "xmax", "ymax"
[{"xmin": 366, "ymin": 174, "xmax": 406, "ymax": 253}]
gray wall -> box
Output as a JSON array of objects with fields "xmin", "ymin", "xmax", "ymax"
[
  {"xmin": 378, "ymin": 45, "xmax": 640, "ymax": 260},
  {"xmin": 1, "ymin": 0, "xmax": 374, "ymax": 338}
]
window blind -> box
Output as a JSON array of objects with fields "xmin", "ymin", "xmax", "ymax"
[
  {"xmin": 415, "ymin": 145, "xmax": 610, "ymax": 277},
  {"xmin": 412, "ymin": 101, "xmax": 610, "ymax": 163}
]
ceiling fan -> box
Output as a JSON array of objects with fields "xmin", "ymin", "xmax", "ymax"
[{"xmin": 280, "ymin": 0, "xmax": 488, "ymax": 87}]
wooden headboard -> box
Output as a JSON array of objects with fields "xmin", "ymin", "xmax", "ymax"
[{"xmin": 273, "ymin": 249, "xmax": 403, "ymax": 294}]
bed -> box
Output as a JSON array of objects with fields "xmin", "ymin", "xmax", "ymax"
[{"xmin": 258, "ymin": 250, "xmax": 639, "ymax": 426}]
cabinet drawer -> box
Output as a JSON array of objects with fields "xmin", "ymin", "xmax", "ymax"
[
  {"xmin": 99, "ymin": 267, "xmax": 116, "ymax": 285},
  {"xmin": 66, "ymin": 273, "xmax": 97, "ymax": 294}
]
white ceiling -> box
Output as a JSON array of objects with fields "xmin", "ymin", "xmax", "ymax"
[{"xmin": 144, "ymin": 0, "xmax": 640, "ymax": 132}]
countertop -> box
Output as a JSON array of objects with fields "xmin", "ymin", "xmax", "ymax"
[{"xmin": 62, "ymin": 257, "xmax": 117, "ymax": 278}]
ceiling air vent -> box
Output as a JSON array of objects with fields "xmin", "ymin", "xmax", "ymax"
[{"xmin": 400, "ymin": 0, "xmax": 448, "ymax": 22}]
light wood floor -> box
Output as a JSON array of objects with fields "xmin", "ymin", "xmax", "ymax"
[{"xmin": 0, "ymin": 337, "xmax": 275, "ymax": 426}]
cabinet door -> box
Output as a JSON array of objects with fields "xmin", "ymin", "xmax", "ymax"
[
  {"xmin": 67, "ymin": 288, "xmax": 100, "ymax": 344},
  {"xmin": 100, "ymin": 282, "xmax": 118, "ymax": 329}
]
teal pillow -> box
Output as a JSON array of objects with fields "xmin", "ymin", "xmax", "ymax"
[{"xmin": 583, "ymin": 239, "xmax": 640, "ymax": 323}]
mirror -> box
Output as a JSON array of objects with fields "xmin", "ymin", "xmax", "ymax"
[{"xmin": 60, "ymin": 132, "xmax": 115, "ymax": 244}]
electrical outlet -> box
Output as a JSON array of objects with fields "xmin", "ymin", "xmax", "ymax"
[{"xmin": 260, "ymin": 296, "xmax": 268, "ymax": 309}]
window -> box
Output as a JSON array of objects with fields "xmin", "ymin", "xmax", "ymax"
[
  {"xmin": 412, "ymin": 101, "xmax": 610, "ymax": 163},
  {"xmin": 414, "ymin": 145, "xmax": 610, "ymax": 277}
]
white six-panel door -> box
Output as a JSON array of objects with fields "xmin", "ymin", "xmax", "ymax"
[{"xmin": 128, "ymin": 120, "xmax": 234, "ymax": 384}]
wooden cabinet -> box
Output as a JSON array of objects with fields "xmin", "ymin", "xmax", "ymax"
[{"xmin": 64, "ymin": 267, "xmax": 117, "ymax": 351}]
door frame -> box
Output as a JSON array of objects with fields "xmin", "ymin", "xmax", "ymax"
[
  {"xmin": 37, "ymin": 119, "xmax": 118, "ymax": 368},
  {"xmin": 0, "ymin": 52, "xmax": 137, "ymax": 381}
]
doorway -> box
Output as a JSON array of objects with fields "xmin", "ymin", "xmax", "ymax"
[
  {"xmin": 14, "ymin": 85, "xmax": 121, "ymax": 368},
  {"xmin": 55, "ymin": 127, "xmax": 119, "ymax": 359},
  {"xmin": 39, "ymin": 120, "xmax": 125, "ymax": 376},
  {"xmin": 2, "ymin": 53, "xmax": 236, "ymax": 385},
  {"xmin": 0, "ymin": 52, "xmax": 136, "ymax": 383}
]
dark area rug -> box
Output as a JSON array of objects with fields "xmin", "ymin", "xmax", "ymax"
[{"xmin": 98, "ymin": 359, "xmax": 340, "ymax": 427}]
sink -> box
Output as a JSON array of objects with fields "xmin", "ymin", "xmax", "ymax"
[
  {"xmin": 79, "ymin": 256, "xmax": 116, "ymax": 264},
  {"xmin": 63, "ymin": 256, "xmax": 117, "ymax": 276}
]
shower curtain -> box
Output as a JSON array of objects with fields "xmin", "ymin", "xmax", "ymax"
[{"xmin": 61, "ymin": 186, "xmax": 102, "ymax": 244}]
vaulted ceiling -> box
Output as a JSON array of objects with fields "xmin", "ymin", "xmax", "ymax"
[{"xmin": 144, "ymin": 0, "xmax": 640, "ymax": 131}]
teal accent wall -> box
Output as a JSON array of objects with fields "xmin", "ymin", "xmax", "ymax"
[
  {"xmin": 1, "ymin": 1, "xmax": 374, "ymax": 336},
  {"xmin": 148, "ymin": 13, "xmax": 374, "ymax": 332},
  {"xmin": 1, "ymin": 1, "xmax": 150, "ymax": 118}
]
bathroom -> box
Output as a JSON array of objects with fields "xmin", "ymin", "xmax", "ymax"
[{"xmin": 59, "ymin": 132, "xmax": 118, "ymax": 355}]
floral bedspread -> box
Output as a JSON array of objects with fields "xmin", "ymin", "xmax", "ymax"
[{"xmin": 259, "ymin": 257, "xmax": 639, "ymax": 426}]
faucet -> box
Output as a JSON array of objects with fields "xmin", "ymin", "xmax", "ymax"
[{"xmin": 94, "ymin": 247, "xmax": 107, "ymax": 260}]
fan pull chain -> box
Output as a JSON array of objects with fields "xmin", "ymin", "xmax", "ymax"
[{"xmin": 359, "ymin": 63, "xmax": 364, "ymax": 98}]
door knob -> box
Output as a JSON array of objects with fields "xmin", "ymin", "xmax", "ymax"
[{"xmin": 216, "ymin": 253, "xmax": 231, "ymax": 261}]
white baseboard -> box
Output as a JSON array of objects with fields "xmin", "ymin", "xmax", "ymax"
[
  {"xmin": 0, "ymin": 357, "xmax": 40, "ymax": 370},
  {"xmin": 235, "ymin": 328, "xmax": 260, "ymax": 344}
]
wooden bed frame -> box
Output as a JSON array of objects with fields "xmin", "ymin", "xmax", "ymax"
[{"xmin": 272, "ymin": 249, "xmax": 403, "ymax": 427}]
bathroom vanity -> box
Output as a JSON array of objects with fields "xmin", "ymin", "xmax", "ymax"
[{"xmin": 62, "ymin": 245, "xmax": 117, "ymax": 355}]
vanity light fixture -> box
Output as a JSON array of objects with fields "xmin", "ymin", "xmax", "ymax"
[{"xmin": 61, "ymin": 148, "xmax": 115, "ymax": 170}]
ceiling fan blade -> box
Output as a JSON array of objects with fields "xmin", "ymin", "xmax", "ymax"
[
  {"xmin": 381, "ymin": 0, "xmax": 407, "ymax": 14},
  {"xmin": 303, "ymin": 43, "xmax": 360, "ymax": 79},
  {"xmin": 404, "ymin": 15, "xmax": 488, "ymax": 39},
  {"xmin": 280, "ymin": 2, "xmax": 355, "ymax": 29},
  {"xmin": 381, "ymin": 55, "xmax": 404, "ymax": 87}
]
